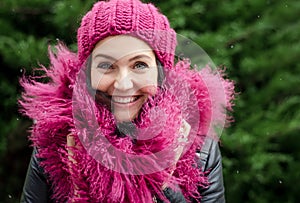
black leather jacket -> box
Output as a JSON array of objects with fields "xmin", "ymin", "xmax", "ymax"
[{"xmin": 20, "ymin": 138, "xmax": 225, "ymax": 203}]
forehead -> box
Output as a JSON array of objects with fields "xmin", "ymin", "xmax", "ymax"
[{"xmin": 92, "ymin": 35, "xmax": 154, "ymax": 59}]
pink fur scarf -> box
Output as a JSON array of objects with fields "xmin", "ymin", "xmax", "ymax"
[{"xmin": 19, "ymin": 44, "xmax": 235, "ymax": 203}]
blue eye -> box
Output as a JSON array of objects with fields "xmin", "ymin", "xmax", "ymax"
[
  {"xmin": 97, "ymin": 62, "xmax": 113, "ymax": 69},
  {"xmin": 134, "ymin": 62, "xmax": 149, "ymax": 69}
]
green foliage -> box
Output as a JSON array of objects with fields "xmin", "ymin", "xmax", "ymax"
[
  {"xmin": 0, "ymin": 0, "xmax": 92, "ymax": 201},
  {"xmin": 1, "ymin": 0, "xmax": 299, "ymax": 202}
]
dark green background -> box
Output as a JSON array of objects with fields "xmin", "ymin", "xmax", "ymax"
[{"xmin": 0, "ymin": 0, "xmax": 299, "ymax": 202}]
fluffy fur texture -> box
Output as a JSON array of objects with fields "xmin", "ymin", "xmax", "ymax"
[{"xmin": 19, "ymin": 44, "xmax": 235, "ymax": 202}]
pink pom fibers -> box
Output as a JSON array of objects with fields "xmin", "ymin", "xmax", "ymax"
[{"xmin": 19, "ymin": 45, "xmax": 235, "ymax": 202}]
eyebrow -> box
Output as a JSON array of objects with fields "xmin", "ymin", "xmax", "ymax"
[
  {"xmin": 93, "ymin": 54, "xmax": 116, "ymax": 61},
  {"xmin": 93, "ymin": 53, "xmax": 152, "ymax": 62},
  {"xmin": 128, "ymin": 54, "xmax": 153, "ymax": 62}
]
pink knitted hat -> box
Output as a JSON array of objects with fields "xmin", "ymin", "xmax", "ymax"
[{"xmin": 77, "ymin": 0, "xmax": 177, "ymax": 69}]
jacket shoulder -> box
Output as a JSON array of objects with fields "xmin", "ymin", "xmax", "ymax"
[{"xmin": 196, "ymin": 138, "xmax": 226, "ymax": 202}]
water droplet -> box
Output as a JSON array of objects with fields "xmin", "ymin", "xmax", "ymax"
[
  {"xmin": 8, "ymin": 194, "xmax": 12, "ymax": 199},
  {"xmin": 279, "ymin": 78, "xmax": 282, "ymax": 81},
  {"xmin": 279, "ymin": 180, "xmax": 282, "ymax": 184},
  {"xmin": 230, "ymin": 45, "xmax": 234, "ymax": 49},
  {"xmin": 285, "ymin": 4, "xmax": 288, "ymax": 8},
  {"xmin": 16, "ymin": 118, "xmax": 19, "ymax": 121},
  {"xmin": 20, "ymin": 68, "xmax": 23, "ymax": 73},
  {"xmin": 257, "ymin": 15, "xmax": 260, "ymax": 18},
  {"xmin": 184, "ymin": 40, "xmax": 191, "ymax": 46},
  {"xmin": 236, "ymin": 170, "xmax": 239, "ymax": 174}
]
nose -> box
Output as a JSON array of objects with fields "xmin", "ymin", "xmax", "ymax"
[{"xmin": 113, "ymin": 69, "xmax": 133, "ymax": 91}]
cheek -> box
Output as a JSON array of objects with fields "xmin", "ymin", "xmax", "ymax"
[
  {"xmin": 91, "ymin": 72, "xmax": 113, "ymax": 92},
  {"xmin": 136, "ymin": 69, "xmax": 158, "ymax": 95},
  {"xmin": 139, "ymin": 82, "xmax": 158, "ymax": 96}
]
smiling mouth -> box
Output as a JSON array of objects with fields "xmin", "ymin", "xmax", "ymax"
[{"xmin": 112, "ymin": 96, "xmax": 140, "ymax": 104}]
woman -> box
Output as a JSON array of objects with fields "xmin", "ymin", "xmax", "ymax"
[{"xmin": 19, "ymin": 0, "xmax": 235, "ymax": 202}]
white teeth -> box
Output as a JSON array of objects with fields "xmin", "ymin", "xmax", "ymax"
[{"xmin": 112, "ymin": 96, "xmax": 137, "ymax": 104}]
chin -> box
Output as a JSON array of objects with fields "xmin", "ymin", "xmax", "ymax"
[
  {"xmin": 113, "ymin": 111, "xmax": 137, "ymax": 123},
  {"xmin": 112, "ymin": 101, "xmax": 145, "ymax": 123}
]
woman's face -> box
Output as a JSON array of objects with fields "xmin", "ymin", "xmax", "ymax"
[{"xmin": 90, "ymin": 35, "xmax": 158, "ymax": 122}]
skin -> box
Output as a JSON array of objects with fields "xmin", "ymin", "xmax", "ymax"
[{"xmin": 90, "ymin": 35, "xmax": 158, "ymax": 122}]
